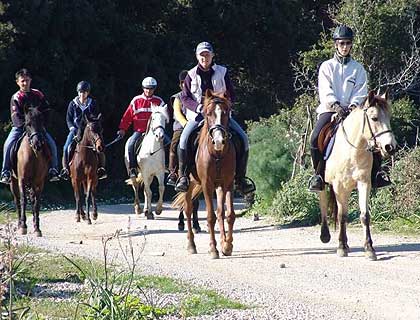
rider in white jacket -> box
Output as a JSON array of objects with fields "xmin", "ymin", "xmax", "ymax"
[{"xmin": 308, "ymin": 25, "xmax": 391, "ymax": 192}]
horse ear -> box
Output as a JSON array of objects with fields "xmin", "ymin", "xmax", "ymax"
[
  {"xmin": 204, "ymin": 89, "xmax": 213, "ymax": 99},
  {"xmin": 367, "ymin": 90, "xmax": 376, "ymax": 105},
  {"xmin": 381, "ymin": 88, "xmax": 389, "ymax": 101}
]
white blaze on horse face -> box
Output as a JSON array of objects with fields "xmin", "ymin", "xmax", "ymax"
[
  {"xmin": 213, "ymin": 105, "xmax": 225, "ymax": 151},
  {"xmin": 152, "ymin": 113, "xmax": 165, "ymax": 141}
]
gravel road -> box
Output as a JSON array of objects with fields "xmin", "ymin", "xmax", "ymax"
[{"xmin": 15, "ymin": 200, "xmax": 420, "ymax": 320}]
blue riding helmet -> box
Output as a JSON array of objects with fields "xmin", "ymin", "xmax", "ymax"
[{"xmin": 77, "ymin": 81, "xmax": 91, "ymax": 93}]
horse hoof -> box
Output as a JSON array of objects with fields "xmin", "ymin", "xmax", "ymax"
[
  {"xmin": 188, "ymin": 245, "xmax": 197, "ymax": 254},
  {"xmin": 210, "ymin": 250, "xmax": 220, "ymax": 259},
  {"xmin": 92, "ymin": 213, "xmax": 98, "ymax": 221},
  {"xmin": 320, "ymin": 233, "xmax": 331, "ymax": 243},
  {"xmin": 365, "ymin": 250, "xmax": 377, "ymax": 261},
  {"xmin": 178, "ymin": 223, "xmax": 185, "ymax": 231},
  {"xmin": 87, "ymin": 219, "xmax": 92, "ymax": 225},
  {"xmin": 155, "ymin": 209, "xmax": 162, "ymax": 216},
  {"xmin": 222, "ymin": 244, "xmax": 233, "ymax": 256},
  {"xmin": 18, "ymin": 227, "xmax": 27, "ymax": 235},
  {"xmin": 253, "ymin": 214, "xmax": 260, "ymax": 221},
  {"xmin": 34, "ymin": 230, "xmax": 42, "ymax": 237},
  {"xmin": 337, "ymin": 248, "xmax": 349, "ymax": 257},
  {"xmin": 146, "ymin": 213, "xmax": 154, "ymax": 220},
  {"xmin": 193, "ymin": 225, "xmax": 201, "ymax": 234}
]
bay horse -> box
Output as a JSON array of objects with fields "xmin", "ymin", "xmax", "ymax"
[
  {"xmin": 173, "ymin": 90, "xmax": 236, "ymax": 259},
  {"xmin": 125, "ymin": 105, "xmax": 169, "ymax": 219},
  {"xmin": 319, "ymin": 90, "xmax": 396, "ymax": 260},
  {"xmin": 70, "ymin": 114, "xmax": 105, "ymax": 224},
  {"xmin": 11, "ymin": 105, "xmax": 50, "ymax": 237}
]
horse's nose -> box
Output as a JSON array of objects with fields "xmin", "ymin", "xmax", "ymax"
[
  {"xmin": 385, "ymin": 144, "xmax": 395, "ymax": 155},
  {"xmin": 97, "ymin": 145, "xmax": 104, "ymax": 152}
]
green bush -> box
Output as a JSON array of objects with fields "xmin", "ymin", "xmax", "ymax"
[
  {"xmin": 268, "ymin": 169, "xmax": 319, "ymax": 226},
  {"xmin": 390, "ymin": 97, "xmax": 420, "ymax": 146}
]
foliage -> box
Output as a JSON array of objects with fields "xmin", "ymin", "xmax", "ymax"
[
  {"xmin": 268, "ymin": 169, "xmax": 319, "ymax": 226},
  {"xmin": 390, "ymin": 97, "xmax": 420, "ymax": 146}
]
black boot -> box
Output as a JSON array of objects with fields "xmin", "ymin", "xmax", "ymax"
[
  {"xmin": 167, "ymin": 151, "xmax": 178, "ymax": 186},
  {"xmin": 308, "ymin": 148, "xmax": 325, "ymax": 192},
  {"xmin": 175, "ymin": 148, "xmax": 189, "ymax": 192},
  {"xmin": 97, "ymin": 152, "xmax": 107, "ymax": 180},
  {"xmin": 234, "ymin": 150, "xmax": 256, "ymax": 195},
  {"xmin": 372, "ymin": 152, "xmax": 392, "ymax": 189}
]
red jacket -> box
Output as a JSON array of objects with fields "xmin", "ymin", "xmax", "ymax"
[{"xmin": 118, "ymin": 94, "xmax": 164, "ymax": 133}]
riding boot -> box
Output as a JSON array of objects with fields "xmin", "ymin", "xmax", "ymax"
[
  {"xmin": 234, "ymin": 150, "xmax": 256, "ymax": 195},
  {"xmin": 175, "ymin": 148, "xmax": 189, "ymax": 192},
  {"xmin": 167, "ymin": 151, "xmax": 178, "ymax": 186},
  {"xmin": 308, "ymin": 147, "xmax": 325, "ymax": 192},
  {"xmin": 371, "ymin": 152, "xmax": 392, "ymax": 188},
  {"xmin": 97, "ymin": 152, "xmax": 107, "ymax": 180}
]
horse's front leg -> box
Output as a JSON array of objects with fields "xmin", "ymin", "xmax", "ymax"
[
  {"xmin": 91, "ymin": 183, "xmax": 98, "ymax": 221},
  {"xmin": 143, "ymin": 176, "xmax": 154, "ymax": 220},
  {"xmin": 32, "ymin": 187, "xmax": 43, "ymax": 237},
  {"xmin": 203, "ymin": 183, "xmax": 218, "ymax": 259},
  {"xmin": 184, "ymin": 186, "xmax": 197, "ymax": 254},
  {"xmin": 84, "ymin": 183, "xmax": 92, "ymax": 225},
  {"xmin": 335, "ymin": 187, "xmax": 350, "ymax": 257},
  {"xmin": 192, "ymin": 199, "xmax": 201, "ymax": 233},
  {"xmin": 215, "ymin": 187, "xmax": 227, "ymax": 254},
  {"xmin": 155, "ymin": 173, "xmax": 165, "ymax": 215},
  {"xmin": 319, "ymin": 189, "xmax": 331, "ymax": 243},
  {"xmin": 357, "ymin": 181, "xmax": 376, "ymax": 260},
  {"xmin": 223, "ymin": 188, "xmax": 236, "ymax": 256},
  {"xmin": 18, "ymin": 180, "xmax": 27, "ymax": 234},
  {"xmin": 73, "ymin": 181, "xmax": 82, "ymax": 222}
]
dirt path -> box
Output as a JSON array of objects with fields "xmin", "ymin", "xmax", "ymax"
[{"xmin": 17, "ymin": 200, "xmax": 420, "ymax": 320}]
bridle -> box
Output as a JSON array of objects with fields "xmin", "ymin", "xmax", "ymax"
[
  {"xmin": 147, "ymin": 111, "xmax": 170, "ymax": 156},
  {"xmin": 79, "ymin": 122, "xmax": 103, "ymax": 152},
  {"xmin": 206, "ymin": 97, "xmax": 230, "ymax": 144},
  {"xmin": 342, "ymin": 105, "xmax": 393, "ymax": 152}
]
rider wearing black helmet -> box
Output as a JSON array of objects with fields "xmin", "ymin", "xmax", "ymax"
[{"xmin": 59, "ymin": 81, "xmax": 107, "ymax": 180}]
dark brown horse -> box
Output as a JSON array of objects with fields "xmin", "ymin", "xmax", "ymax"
[
  {"xmin": 11, "ymin": 106, "xmax": 50, "ymax": 237},
  {"xmin": 70, "ymin": 114, "xmax": 105, "ymax": 224},
  {"xmin": 173, "ymin": 91, "xmax": 236, "ymax": 259}
]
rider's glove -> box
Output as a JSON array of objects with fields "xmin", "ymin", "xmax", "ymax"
[{"xmin": 332, "ymin": 102, "xmax": 349, "ymax": 119}]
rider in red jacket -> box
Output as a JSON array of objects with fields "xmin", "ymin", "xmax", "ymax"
[{"xmin": 117, "ymin": 77, "xmax": 165, "ymax": 178}]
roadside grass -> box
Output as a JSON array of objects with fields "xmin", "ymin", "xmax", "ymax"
[{"xmin": 4, "ymin": 247, "xmax": 248, "ymax": 319}]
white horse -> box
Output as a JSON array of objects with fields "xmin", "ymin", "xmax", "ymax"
[
  {"xmin": 125, "ymin": 105, "xmax": 169, "ymax": 219},
  {"xmin": 319, "ymin": 90, "xmax": 397, "ymax": 260}
]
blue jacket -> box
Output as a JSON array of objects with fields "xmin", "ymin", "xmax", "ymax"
[{"xmin": 66, "ymin": 97, "xmax": 99, "ymax": 131}]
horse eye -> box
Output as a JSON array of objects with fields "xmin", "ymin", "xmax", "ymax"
[{"xmin": 371, "ymin": 117, "xmax": 379, "ymax": 122}]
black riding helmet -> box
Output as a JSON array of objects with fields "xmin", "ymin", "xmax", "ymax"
[
  {"xmin": 77, "ymin": 81, "xmax": 91, "ymax": 93},
  {"xmin": 332, "ymin": 25, "xmax": 354, "ymax": 41}
]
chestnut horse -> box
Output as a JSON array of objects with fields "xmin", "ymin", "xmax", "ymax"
[
  {"xmin": 70, "ymin": 114, "xmax": 105, "ymax": 224},
  {"xmin": 11, "ymin": 106, "xmax": 50, "ymax": 237},
  {"xmin": 319, "ymin": 90, "xmax": 396, "ymax": 260},
  {"xmin": 173, "ymin": 91, "xmax": 236, "ymax": 259}
]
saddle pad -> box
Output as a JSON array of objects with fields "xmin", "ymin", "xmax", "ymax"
[{"xmin": 323, "ymin": 134, "xmax": 336, "ymax": 161}]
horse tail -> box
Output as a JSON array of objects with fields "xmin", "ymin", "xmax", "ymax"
[
  {"xmin": 125, "ymin": 173, "xmax": 144, "ymax": 186},
  {"xmin": 328, "ymin": 185, "xmax": 338, "ymax": 230},
  {"xmin": 171, "ymin": 184, "xmax": 202, "ymax": 210}
]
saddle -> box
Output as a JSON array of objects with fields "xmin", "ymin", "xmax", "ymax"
[{"xmin": 317, "ymin": 118, "xmax": 339, "ymax": 161}]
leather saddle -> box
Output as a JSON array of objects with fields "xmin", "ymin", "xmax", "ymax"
[{"xmin": 317, "ymin": 119, "xmax": 339, "ymax": 161}]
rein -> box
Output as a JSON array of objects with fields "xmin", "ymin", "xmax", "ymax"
[{"xmin": 341, "ymin": 106, "xmax": 393, "ymax": 152}]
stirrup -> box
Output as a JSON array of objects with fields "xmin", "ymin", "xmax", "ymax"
[
  {"xmin": 175, "ymin": 176, "xmax": 189, "ymax": 192},
  {"xmin": 373, "ymin": 171, "xmax": 392, "ymax": 189},
  {"xmin": 97, "ymin": 167, "xmax": 107, "ymax": 180},
  {"xmin": 59, "ymin": 168, "xmax": 70, "ymax": 181},
  {"xmin": 308, "ymin": 174, "xmax": 324, "ymax": 192},
  {"xmin": 49, "ymin": 168, "xmax": 60, "ymax": 182},
  {"xmin": 166, "ymin": 172, "xmax": 178, "ymax": 187},
  {"xmin": 235, "ymin": 177, "xmax": 256, "ymax": 195},
  {"xmin": 0, "ymin": 171, "xmax": 11, "ymax": 184},
  {"xmin": 129, "ymin": 168, "xmax": 137, "ymax": 179}
]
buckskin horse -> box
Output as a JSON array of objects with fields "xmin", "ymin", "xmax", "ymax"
[
  {"xmin": 11, "ymin": 105, "xmax": 50, "ymax": 236},
  {"xmin": 125, "ymin": 105, "xmax": 169, "ymax": 219},
  {"xmin": 70, "ymin": 114, "xmax": 105, "ymax": 224},
  {"xmin": 319, "ymin": 90, "xmax": 396, "ymax": 260},
  {"xmin": 173, "ymin": 91, "xmax": 236, "ymax": 259}
]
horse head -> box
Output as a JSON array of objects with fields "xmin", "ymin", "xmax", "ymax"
[
  {"xmin": 362, "ymin": 90, "xmax": 397, "ymax": 157},
  {"xmin": 202, "ymin": 90, "xmax": 231, "ymax": 152},
  {"xmin": 83, "ymin": 113, "xmax": 105, "ymax": 152},
  {"xmin": 148, "ymin": 104, "xmax": 169, "ymax": 142},
  {"xmin": 23, "ymin": 104, "xmax": 46, "ymax": 151}
]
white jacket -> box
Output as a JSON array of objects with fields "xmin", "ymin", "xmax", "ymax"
[{"xmin": 316, "ymin": 56, "xmax": 368, "ymax": 114}]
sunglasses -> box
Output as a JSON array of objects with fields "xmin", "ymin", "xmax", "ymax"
[{"xmin": 337, "ymin": 40, "xmax": 352, "ymax": 46}]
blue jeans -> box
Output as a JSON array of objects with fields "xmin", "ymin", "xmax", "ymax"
[
  {"xmin": 127, "ymin": 132, "xmax": 144, "ymax": 168},
  {"xmin": 179, "ymin": 118, "xmax": 249, "ymax": 151},
  {"xmin": 1, "ymin": 126, "xmax": 58, "ymax": 173},
  {"xmin": 62, "ymin": 129, "xmax": 76, "ymax": 168}
]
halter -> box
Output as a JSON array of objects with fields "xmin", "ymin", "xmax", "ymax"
[
  {"xmin": 342, "ymin": 105, "xmax": 393, "ymax": 152},
  {"xmin": 146, "ymin": 111, "xmax": 168, "ymax": 156}
]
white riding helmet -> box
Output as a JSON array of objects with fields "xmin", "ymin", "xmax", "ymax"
[{"xmin": 142, "ymin": 76, "xmax": 157, "ymax": 89}]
